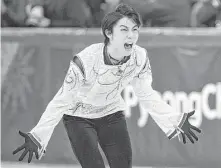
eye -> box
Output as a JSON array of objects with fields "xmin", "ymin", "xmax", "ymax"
[
  {"xmin": 133, "ymin": 29, "xmax": 139, "ymax": 32},
  {"xmin": 121, "ymin": 29, "xmax": 128, "ymax": 31}
]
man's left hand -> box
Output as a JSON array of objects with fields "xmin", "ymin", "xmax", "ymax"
[{"xmin": 180, "ymin": 111, "xmax": 201, "ymax": 144}]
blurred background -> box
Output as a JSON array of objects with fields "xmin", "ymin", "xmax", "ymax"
[
  {"xmin": 1, "ymin": 0, "xmax": 221, "ymax": 28},
  {"xmin": 1, "ymin": 0, "xmax": 221, "ymax": 168}
]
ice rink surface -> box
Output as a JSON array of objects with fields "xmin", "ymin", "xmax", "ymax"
[{"xmin": 1, "ymin": 161, "xmax": 195, "ymax": 168}]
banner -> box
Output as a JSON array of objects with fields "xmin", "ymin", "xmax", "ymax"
[{"xmin": 1, "ymin": 28, "xmax": 221, "ymax": 167}]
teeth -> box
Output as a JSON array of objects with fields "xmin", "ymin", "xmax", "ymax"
[
  {"xmin": 125, "ymin": 43, "xmax": 133, "ymax": 46},
  {"xmin": 124, "ymin": 43, "xmax": 133, "ymax": 49}
]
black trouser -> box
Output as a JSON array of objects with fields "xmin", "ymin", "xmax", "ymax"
[{"xmin": 63, "ymin": 111, "xmax": 132, "ymax": 168}]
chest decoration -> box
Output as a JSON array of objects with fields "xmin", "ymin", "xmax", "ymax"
[{"xmin": 96, "ymin": 61, "xmax": 137, "ymax": 100}]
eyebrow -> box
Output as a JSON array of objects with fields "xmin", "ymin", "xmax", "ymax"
[{"xmin": 120, "ymin": 25, "xmax": 139, "ymax": 29}]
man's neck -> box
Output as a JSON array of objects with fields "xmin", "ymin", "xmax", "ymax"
[
  {"xmin": 107, "ymin": 44, "xmax": 127, "ymax": 61},
  {"xmin": 104, "ymin": 44, "xmax": 130, "ymax": 65}
]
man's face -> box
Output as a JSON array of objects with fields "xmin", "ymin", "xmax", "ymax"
[{"xmin": 107, "ymin": 17, "xmax": 140, "ymax": 56}]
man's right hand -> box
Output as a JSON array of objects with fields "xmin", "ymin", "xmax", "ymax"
[{"xmin": 13, "ymin": 131, "xmax": 39, "ymax": 163}]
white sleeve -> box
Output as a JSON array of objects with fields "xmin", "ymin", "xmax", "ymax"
[
  {"xmin": 29, "ymin": 59, "xmax": 85, "ymax": 159},
  {"xmin": 131, "ymin": 54, "xmax": 188, "ymax": 140}
]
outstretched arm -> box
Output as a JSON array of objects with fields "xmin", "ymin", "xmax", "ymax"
[
  {"xmin": 13, "ymin": 56, "xmax": 85, "ymax": 161},
  {"xmin": 131, "ymin": 51, "xmax": 201, "ymax": 143}
]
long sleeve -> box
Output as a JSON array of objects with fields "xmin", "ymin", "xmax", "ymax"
[
  {"xmin": 131, "ymin": 54, "xmax": 188, "ymax": 140},
  {"xmin": 29, "ymin": 58, "xmax": 85, "ymax": 159}
]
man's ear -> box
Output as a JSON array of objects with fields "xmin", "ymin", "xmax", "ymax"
[{"xmin": 105, "ymin": 29, "xmax": 112, "ymax": 39}]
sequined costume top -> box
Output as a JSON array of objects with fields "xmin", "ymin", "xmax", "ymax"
[{"xmin": 29, "ymin": 43, "xmax": 188, "ymax": 158}]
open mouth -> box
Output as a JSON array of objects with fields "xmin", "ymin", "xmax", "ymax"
[{"xmin": 124, "ymin": 43, "xmax": 133, "ymax": 50}]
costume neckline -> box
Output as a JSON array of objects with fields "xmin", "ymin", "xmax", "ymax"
[{"xmin": 102, "ymin": 44, "xmax": 134, "ymax": 67}]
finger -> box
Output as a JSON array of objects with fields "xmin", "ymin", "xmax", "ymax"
[
  {"xmin": 188, "ymin": 111, "xmax": 195, "ymax": 117},
  {"xmin": 34, "ymin": 151, "xmax": 39, "ymax": 160},
  {"xmin": 19, "ymin": 149, "xmax": 28, "ymax": 161},
  {"xmin": 28, "ymin": 151, "xmax": 33, "ymax": 163},
  {"xmin": 186, "ymin": 133, "xmax": 194, "ymax": 143},
  {"xmin": 13, "ymin": 144, "xmax": 25, "ymax": 155},
  {"xmin": 189, "ymin": 130, "xmax": 198, "ymax": 141},
  {"xmin": 181, "ymin": 133, "xmax": 186, "ymax": 144},
  {"xmin": 178, "ymin": 134, "xmax": 181, "ymax": 142},
  {"xmin": 19, "ymin": 131, "xmax": 27, "ymax": 138},
  {"xmin": 190, "ymin": 125, "xmax": 201, "ymax": 133}
]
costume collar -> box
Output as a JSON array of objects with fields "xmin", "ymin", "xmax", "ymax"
[{"xmin": 103, "ymin": 44, "xmax": 131, "ymax": 66}]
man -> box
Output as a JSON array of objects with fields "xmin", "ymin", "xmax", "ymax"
[
  {"xmin": 1, "ymin": 0, "xmax": 27, "ymax": 27},
  {"xmin": 216, "ymin": 10, "xmax": 221, "ymax": 27},
  {"xmin": 190, "ymin": 0, "xmax": 221, "ymax": 27},
  {"xmin": 25, "ymin": 0, "xmax": 90, "ymax": 27},
  {"xmin": 120, "ymin": 0, "xmax": 193, "ymax": 27},
  {"xmin": 13, "ymin": 3, "xmax": 201, "ymax": 168}
]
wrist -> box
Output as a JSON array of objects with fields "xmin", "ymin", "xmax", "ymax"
[
  {"xmin": 167, "ymin": 112, "xmax": 188, "ymax": 139},
  {"xmin": 27, "ymin": 133, "xmax": 46, "ymax": 160},
  {"xmin": 27, "ymin": 133, "xmax": 42, "ymax": 149}
]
